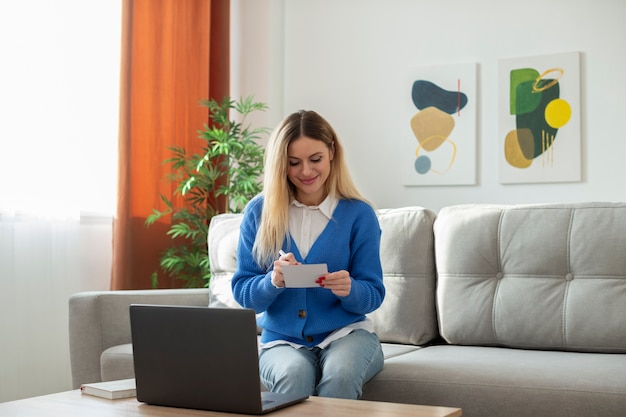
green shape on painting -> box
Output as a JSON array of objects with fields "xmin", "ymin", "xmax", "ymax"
[
  {"xmin": 515, "ymin": 80, "xmax": 542, "ymax": 116},
  {"xmin": 510, "ymin": 68, "xmax": 540, "ymax": 115}
]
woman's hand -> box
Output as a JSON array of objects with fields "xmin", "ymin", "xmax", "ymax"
[
  {"xmin": 317, "ymin": 270, "xmax": 351, "ymax": 297},
  {"xmin": 271, "ymin": 251, "xmax": 299, "ymax": 288}
]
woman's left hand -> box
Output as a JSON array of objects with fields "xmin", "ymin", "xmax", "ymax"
[{"xmin": 317, "ymin": 270, "xmax": 351, "ymax": 297}]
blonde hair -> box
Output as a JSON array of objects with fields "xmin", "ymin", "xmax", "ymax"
[{"xmin": 253, "ymin": 110, "xmax": 369, "ymax": 265}]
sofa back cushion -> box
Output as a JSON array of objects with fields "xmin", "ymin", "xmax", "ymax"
[
  {"xmin": 207, "ymin": 213, "xmax": 243, "ymax": 310},
  {"xmin": 369, "ymin": 207, "xmax": 438, "ymax": 345},
  {"xmin": 434, "ymin": 203, "xmax": 626, "ymax": 353},
  {"xmin": 207, "ymin": 206, "xmax": 439, "ymax": 346}
]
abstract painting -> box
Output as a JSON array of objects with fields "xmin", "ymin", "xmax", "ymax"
[
  {"xmin": 401, "ymin": 63, "xmax": 477, "ymax": 186},
  {"xmin": 498, "ymin": 52, "xmax": 581, "ymax": 183}
]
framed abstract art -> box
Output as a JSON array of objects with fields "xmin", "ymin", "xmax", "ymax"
[
  {"xmin": 498, "ymin": 52, "xmax": 581, "ymax": 184},
  {"xmin": 401, "ymin": 63, "xmax": 477, "ymax": 186}
]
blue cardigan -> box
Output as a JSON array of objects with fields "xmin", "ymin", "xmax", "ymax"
[{"xmin": 231, "ymin": 195, "xmax": 385, "ymax": 347}]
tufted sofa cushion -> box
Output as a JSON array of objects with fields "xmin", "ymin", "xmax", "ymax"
[
  {"xmin": 207, "ymin": 206, "xmax": 439, "ymax": 346},
  {"xmin": 434, "ymin": 202, "xmax": 626, "ymax": 353}
]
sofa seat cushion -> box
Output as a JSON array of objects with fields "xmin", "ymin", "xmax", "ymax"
[
  {"xmin": 362, "ymin": 345, "xmax": 626, "ymax": 417},
  {"xmin": 102, "ymin": 341, "xmax": 420, "ymax": 395},
  {"xmin": 100, "ymin": 344, "xmax": 134, "ymax": 382},
  {"xmin": 99, "ymin": 342, "xmax": 420, "ymax": 382}
]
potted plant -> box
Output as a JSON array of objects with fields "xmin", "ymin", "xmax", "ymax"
[{"xmin": 146, "ymin": 96, "xmax": 269, "ymax": 288}]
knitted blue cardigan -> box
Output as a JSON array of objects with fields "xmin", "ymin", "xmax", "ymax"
[{"xmin": 231, "ymin": 195, "xmax": 385, "ymax": 347}]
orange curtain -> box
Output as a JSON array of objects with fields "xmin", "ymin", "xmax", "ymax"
[{"xmin": 112, "ymin": 0, "xmax": 230, "ymax": 290}]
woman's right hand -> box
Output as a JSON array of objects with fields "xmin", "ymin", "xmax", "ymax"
[{"xmin": 271, "ymin": 251, "xmax": 299, "ymax": 288}]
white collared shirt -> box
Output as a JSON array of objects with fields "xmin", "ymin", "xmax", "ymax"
[{"xmin": 288, "ymin": 194, "xmax": 338, "ymax": 259}]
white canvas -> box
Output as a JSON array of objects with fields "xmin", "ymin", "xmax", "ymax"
[{"xmin": 401, "ymin": 63, "xmax": 477, "ymax": 186}]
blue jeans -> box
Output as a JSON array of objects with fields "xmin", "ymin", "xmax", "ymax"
[{"xmin": 258, "ymin": 329, "xmax": 384, "ymax": 399}]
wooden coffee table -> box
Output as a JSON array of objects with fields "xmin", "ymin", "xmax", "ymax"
[{"xmin": 0, "ymin": 389, "xmax": 462, "ymax": 417}]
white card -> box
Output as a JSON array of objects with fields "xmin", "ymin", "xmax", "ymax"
[{"xmin": 282, "ymin": 264, "xmax": 328, "ymax": 288}]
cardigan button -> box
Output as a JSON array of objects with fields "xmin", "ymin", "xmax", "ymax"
[
  {"xmin": 306, "ymin": 336, "xmax": 314, "ymax": 343},
  {"xmin": 298, "ymin": 309, "xmax": 307, "ymax": 318}
]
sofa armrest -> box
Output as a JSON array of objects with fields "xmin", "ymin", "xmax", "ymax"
[{"xmin": 68, "ymin": 288, "xmax": 210, "ymax": 389}]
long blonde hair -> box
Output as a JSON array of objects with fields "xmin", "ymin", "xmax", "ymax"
[{"xmin": 253, "ymin": 110, "xmax": 368, "ymax": 266}]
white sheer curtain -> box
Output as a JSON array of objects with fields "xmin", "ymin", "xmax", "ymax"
[{"xmin": 0, "ymin": 1, "xmax": 120, "ymax": 402}]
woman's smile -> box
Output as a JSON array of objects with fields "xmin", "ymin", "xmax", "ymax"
[{"xmin": 299, "ymin": 176, "xmax": 318, "ymax": 185}]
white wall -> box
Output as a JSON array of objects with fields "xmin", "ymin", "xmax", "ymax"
[
  {"xmin": 231, "ymin": 0, "xmax": 286, "ymax": 139},
  {"xmin": 235, "ymin": 0, "xmax": 626, "ymax": 211}
]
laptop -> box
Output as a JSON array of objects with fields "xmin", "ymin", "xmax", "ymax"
[{"xmin": 129, "ymin": 304, "xmax": 308, "ymax": 414}]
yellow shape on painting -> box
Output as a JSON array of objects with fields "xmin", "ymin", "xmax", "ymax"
[
  {"xmin": 410, "ymin": 107, "xmax": 454, "ymax": 152},
  {"xmin": 532, "ymin": 68, "xmax": 564, "ymax": 93},
  {"xmin": 504, "ymin": 129, "xmax": 533, "ymax": 168},
  {"xmin": 545, "ymin": 98, "xmax": 571, "ymax": 128}
]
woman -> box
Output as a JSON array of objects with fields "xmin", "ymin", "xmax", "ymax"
[{"xmin": 231, "ymin": 110, "xmax": 385, "ymax": 399}]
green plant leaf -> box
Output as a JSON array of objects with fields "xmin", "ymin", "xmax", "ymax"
[{"xmin": 147, "ymin": 95, "xmax": 268, "ymax": 288}]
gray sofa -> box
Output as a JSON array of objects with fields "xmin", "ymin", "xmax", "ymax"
[{"xmin": 69, "ymin": 202, "xmax": 626, "ymax": 417}]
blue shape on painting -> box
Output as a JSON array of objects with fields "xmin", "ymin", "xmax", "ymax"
[
  {"xmin": 414, "ymin": 156, "xmax": 431, "ymax": 174},
  {"xmin": 412, "ymin": 80, "xmax": 468, "ymax": 114}
]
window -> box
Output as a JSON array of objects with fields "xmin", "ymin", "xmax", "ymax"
[{"xmin": 0, "ymin": 0, "xmax": 121, "ymax": 218}]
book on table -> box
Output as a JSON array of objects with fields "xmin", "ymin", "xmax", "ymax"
[{"xmin": 80, "ymin": 378, "xmax": 136, "ymax": 399}]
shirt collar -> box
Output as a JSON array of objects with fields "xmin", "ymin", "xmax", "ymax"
[{"xmin": 291, "ymin": 194, "xmax": 338, "ymax": 219}]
